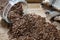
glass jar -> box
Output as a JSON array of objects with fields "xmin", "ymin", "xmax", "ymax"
[{"xmin": 2, "ymin": 0, "xmax": 28, "ymax": 23}]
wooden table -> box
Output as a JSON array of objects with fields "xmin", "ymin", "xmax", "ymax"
[
  {"xmin": 26, "ymin": 0, "xmax": 42, "ymax": 3},
  {"xmin": 27, "ymin": 3, "xmax": 46, "ymax": 17}
]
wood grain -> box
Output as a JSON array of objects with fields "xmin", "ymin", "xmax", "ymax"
[{"xmin": 26, "ymin": 0, "xmax": 42, "ymax": 3}]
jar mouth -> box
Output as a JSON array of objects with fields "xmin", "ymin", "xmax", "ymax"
[
  {"xmin": 2, "ymin": 0, "xmax": 28, "ymax": 23},
  {"xmin": 9, "ymin": 0, "xmax": 26, "ymax": 6}
]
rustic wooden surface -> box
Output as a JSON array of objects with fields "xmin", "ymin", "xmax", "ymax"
[
  {"xmin": 27, "ymin": 3, "xmax": 46, "ymax": 17},
  {"xmin": 26, "ymin": 0, "xmax": 42, "ymax": 3}
]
